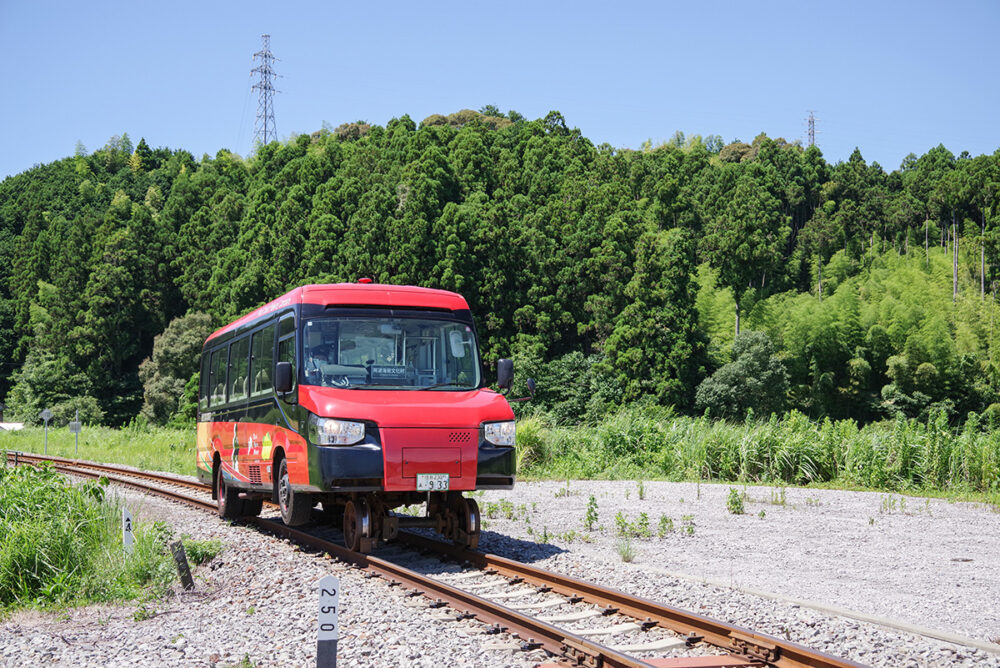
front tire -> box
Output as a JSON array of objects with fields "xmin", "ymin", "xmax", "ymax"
[{"xmin": 277, "ymin": 458, "xmax": 312, "ymax": 526}]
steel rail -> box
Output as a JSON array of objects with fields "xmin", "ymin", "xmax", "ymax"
[
  {"xmin": 254, "ymin": 516, "xmax": 655, "ymax": 668},
  {"xmin": 400, "ymin": 532, "xmax": 867, "ymax": 668},
  {"xmin": 4, "ymin": 453, "xmax": 652, "ymax": 667},
  {"xmin": 6, "ymin": 452, "xmax": 867, "ymax": 668},
  {"xmin": 5, "ymin": 452, "xmax": 204, "ymax": 491}
]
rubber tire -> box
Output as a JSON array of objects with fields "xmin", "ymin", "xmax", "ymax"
[
  {"xmin": 216, "ymin": 464, "xmax": 245, "ymax": 520},
  {"xmin": 277, "ymin": 458, "xmax": 312, "ymax": 526}
]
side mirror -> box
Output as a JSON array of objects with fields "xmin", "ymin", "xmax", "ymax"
[
  {"xmin": 274, "ymin": 361, "xmax": 294, "ymax": 394},
  {"xmin": 497, "ymin": 358, "xmax": 513, "ymax": 392}
]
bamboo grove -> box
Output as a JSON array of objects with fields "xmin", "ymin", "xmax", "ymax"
[{"xmin": 1, "ymin": 109, "xmax": 998, "ymax": 428}]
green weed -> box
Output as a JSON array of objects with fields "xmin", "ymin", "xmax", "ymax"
[
  {"xmin": 727, "ymin": 487, "xmax": 745, "ymax": 515},
  {"xmin": 133, "ymin": 604, "xmax": 155, "ymax": 622},
  {"xmin": 554, "ymin": 479, "xmax": 574, "ymax": 497},
  {"xmin": 584, "ymin": 495, "xmax": 598, "ymax": 531},
  {"xmin": 182, "ymin": 537, "xmax": 223, "ymax": 566},
  {"xmin": 616, "ymin": 536, "xmax": 636, "ymax": 562}
]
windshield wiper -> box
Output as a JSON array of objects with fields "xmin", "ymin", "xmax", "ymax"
[{"xmin": 416, "ymin": 382, "xmax": 474, "ymax": 391}]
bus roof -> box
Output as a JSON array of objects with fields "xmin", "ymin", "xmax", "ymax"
[{"xmin": 205, "ymin": 283, "xmax": 471, "ymax": 343}]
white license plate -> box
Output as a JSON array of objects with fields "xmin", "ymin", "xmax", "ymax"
[{"xmin": 416, "ymin": 473, "xmax": 450, "ymax": 491}]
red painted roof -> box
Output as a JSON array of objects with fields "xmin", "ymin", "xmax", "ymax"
[{"xmin": 205, "ymin": 283, "xmax": 470, "ymax": 343}]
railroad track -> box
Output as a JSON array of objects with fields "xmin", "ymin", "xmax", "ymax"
[{"xmin": 5, "ymin": 451, "xmax": 866, "ymax": 668}]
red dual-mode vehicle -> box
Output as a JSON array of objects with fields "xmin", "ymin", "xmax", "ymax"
[{"xmin": 196, "ymin": 281, "xmax": 529, "ymax": 552}]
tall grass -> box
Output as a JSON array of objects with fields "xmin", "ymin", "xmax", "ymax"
[
  {"xmin": 0, "ymin": 461, "xmax": 175, "ymax": 611},
  {"xmin": 3, "ymin": 408, "xmax": 997, "ymax": 501},
  {"xmin": 0, "ymin": 424, "xmax": 194, "ymax": 477},
  {"xmin": 518, "ymin": 406, "xmax": 1000, "ymax": 499}
]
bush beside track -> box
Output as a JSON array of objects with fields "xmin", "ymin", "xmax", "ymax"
[{"xmin": 0, "ymin": 460, "xmax": 176, "ymax": 613}]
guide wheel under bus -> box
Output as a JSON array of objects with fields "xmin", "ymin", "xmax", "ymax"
[
  {"xmin": 450, "ymin": 496, "xmax": 481, "ymax": 549},
  {"xmin": 343, "ymin": 498, "xmax": 373, "ymax": 553}
]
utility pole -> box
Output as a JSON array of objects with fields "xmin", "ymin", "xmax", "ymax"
[
  {"xmin": 806, "ymin": 110, "xmax": 817, "ymax": 148},
  {"xmin": 251, "ymin": 34, "xmax": 280, "ymax": 146}
]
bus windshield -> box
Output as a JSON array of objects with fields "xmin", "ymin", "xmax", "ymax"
[{"xmin": 302, "ymin": 317, "xmax": 481, "ymax": 390}]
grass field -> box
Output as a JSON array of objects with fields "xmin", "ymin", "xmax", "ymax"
[
  {"xmin": 517, "ymin": 407, "xmax": 1000, "ymax": 506},
  {"xmin": 0, "ymin": 425, "xmax": 195, "ymax": 477},
  {"xmin": 4, "ymin": 408, "xmax": 998, "ymax": 507}
]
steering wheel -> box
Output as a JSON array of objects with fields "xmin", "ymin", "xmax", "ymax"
[{"xmin": 331, "ymin": 375, "xmax": 350, "ymax": 388}]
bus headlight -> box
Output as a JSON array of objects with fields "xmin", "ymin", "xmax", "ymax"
[
  {"xmin": 309, "ymin": 416, "xmax": 365, "ymax": 446},
  {"xmin": 483, "ymin": 420, "xmax": 516, "ymax": 446}
]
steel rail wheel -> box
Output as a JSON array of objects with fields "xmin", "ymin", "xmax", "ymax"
[
  {"xmin": 343, "ymin": 498, "xmax": 372, "ymax": 553},
  {"xmin": 451, "ymin": 496, "xmax": 480, "ymax": 548}
]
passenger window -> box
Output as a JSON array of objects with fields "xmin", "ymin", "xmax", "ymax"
[
  {"xmin": 250, "ymin": 325, "xmax": 275, "ymax": 397},
  {"xmin": 211, "ymin": 349, "xmax": 227, "ymax": 406},
  {"xmin": 279, "ymin": 315, "xmax": 295, "ymax": 338},
  {"xmin": 199, "ymin": 353, "xmax": 210, "ymax": 411},
  {"xmin": 230, "ymin": 337, "xmax": 250, "ymax": 401},
  {"xmin": 278, "ymin": 316, "xmax": 296, "ymax": 392}
]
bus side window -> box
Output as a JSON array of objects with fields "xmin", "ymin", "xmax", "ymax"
[
  {"xmin": 199, "ymin": 353, "xmax": 210, "ymax": 411},
  {"xmin": 211, "ymin": 348, "xmax": 227, "ymax": 406},
  {"xmin": 251, "ymin": 324, "xmax": 275, "ymax": 396},
  {"xmin": 278, "ymin": 315, "xmax": 296, "ymax": 391},
  {"xmin": 230, "ymin": 337, "xmax": 250, "ymax": 401}
]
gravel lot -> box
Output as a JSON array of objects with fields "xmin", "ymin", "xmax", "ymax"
[
  {"xmin": 475, "ymin": 480, "xmax": 1000, "ymax": 667},
  {"xmin": 1, "ymin": 477, "xmax": 998, "ymax": 667}
]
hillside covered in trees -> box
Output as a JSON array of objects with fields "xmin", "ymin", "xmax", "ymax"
[{"xmin": 1, "ymin": 109, "xmax": 998, "ymax": 427}]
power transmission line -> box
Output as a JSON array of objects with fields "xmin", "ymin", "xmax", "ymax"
[
  {"xmin": 251, "ymin": 34, "xmax": 280, "ymax": 146},
  {"xmin": 806, "ymin": 110, "xmax": 818, "ymax": 147}
]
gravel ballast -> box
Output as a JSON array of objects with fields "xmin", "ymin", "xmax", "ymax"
[
  {"xmin": 1, "ymin": 477, "xmax": 998, "ymax": 667},
  {"xmin": 475, "ymin": 480, "xmax": 1000, "ymax": 667}
]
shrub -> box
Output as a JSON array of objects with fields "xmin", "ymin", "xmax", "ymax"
[
  {"xmin": 0, "ymin": 461, "xmax": 174, "ymax": 610},
  {"xmin": 726, "ymin": 488, "xmax": 745, "ymax": 514}
]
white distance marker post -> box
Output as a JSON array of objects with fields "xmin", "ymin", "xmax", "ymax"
[
  {"xmin": 317, "ymin": 574, "xmax": 340, "ymax": 668},
  {"xmin": 122, "ymin": 507, "xmax": 134, "ymax": 554}
]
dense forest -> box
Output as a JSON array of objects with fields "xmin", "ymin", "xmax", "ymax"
[{"xmin": 1, "ymin": 108, "xmax": 998, "ymax": 428}]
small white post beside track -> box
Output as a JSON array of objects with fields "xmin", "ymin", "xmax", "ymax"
[{"xmin": 316, "ymin": 574, "xmax": 340, "ymax": 668}]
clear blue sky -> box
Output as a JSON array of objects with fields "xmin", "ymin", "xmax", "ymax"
[{"xmin": 2, "ymin": 0, "xmax": 997, "ymax": 180}]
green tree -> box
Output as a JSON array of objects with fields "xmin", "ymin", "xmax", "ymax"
[
  {"xmin": 695, "ymin": 331, "xmax": 788, "ymax": 419},
  {"xmin": 603, "ymin": 228, "xmax": 704, "ymax": 407},
  {"xmin": 138, "ymin": 312, "xmax": 214, "ymax": 424}
]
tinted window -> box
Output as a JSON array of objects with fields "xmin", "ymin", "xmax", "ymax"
[
  {"xmin": 278, "ymin": 316, "xmax": 296, "ymax": 392},
  {"xmin": 199, "ymin": 353, "xmax": 210, "ymax": 411},
  {"xmin": 250, "ymin": 325, "xmax": 275, "ymax": 397},
  {"xmin": 210, "ymin": 348, "xmax": 227, "ymax": 406},
  {"xmin": 230, "ymin": 337, "xmax": 250, "ymax": 401}
]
